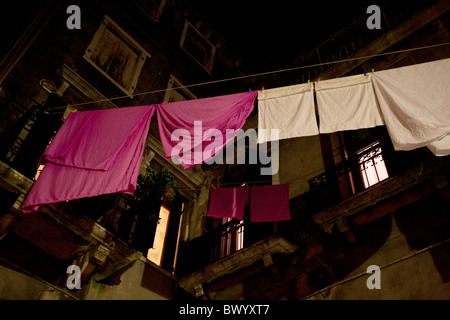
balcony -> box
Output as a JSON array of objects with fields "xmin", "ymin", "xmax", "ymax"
[
  {"xmin": 174, "ymin": 132, "xmax": 450, "ymax": 299},
  {"xmin": 178, "ymin": 234, "xmax": 297, "ymax": 298},
  {"xmin": 308, "ymin": 138, "xmax": 450, "ymax": 236},
  {"xmin": 0, "ymin": 159, "xmax": 193, "ymax": 299},
  {"xmin": 308, "ymin": 136, "xmax": 429, "ymax": 211}
]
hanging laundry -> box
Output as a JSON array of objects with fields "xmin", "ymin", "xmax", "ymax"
[
  {"xmin": 372, "ymin": 58, "xmax": 450, "ymax": 155},
  {"xmin": 315, "ymin": 74, "xmax": 385, "ymax": 134},
  {"xmin": 156, "ymin": 91, "xmax": 257, "ymax": 170},
  {"xmin": 206, "ymin": 187, "xmax": 249, "ymax": 221},
  {"xmin": 427, "ymin": 135, "xmax": 450, "ymax": 156},
  {"xmin": 257, "ymin": 82, "xmax": 318, "ymax": 144},
  {"xmin": 22, "ymin": 105, "xmax": 155, "ymax": 213},
  {"xmin": 250, "ymin": 184, "xmax": 290, "ymax": 222}
]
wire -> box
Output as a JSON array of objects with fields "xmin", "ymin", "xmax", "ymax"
[
  {"xmin": 45, "ymin": 42, "xmax": 450, "ymax": 111},
  {"xmin": 301, "ymin": 237, "xmax": 450, "ymax": 300},
  {"xmin": 0, "ymin": 255, "xmax": 80, "ymax": 300}
]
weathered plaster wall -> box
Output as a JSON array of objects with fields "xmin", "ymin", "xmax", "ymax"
[
  {"xmin": 278, "ymin": 135, "xmax": 324, "ymax": 199},
  {"xmin": 80, "ymin": 258, "xmax": 177, "ymax": 300},
  {"xmin": 306, "ymin": 215, "xmax": 450, "ymax": 300},
  {"xmin": 0, "ymin": 256, "xmax": 180, "ymax": 300},
  {"xmin": 0, "ymin": 264, "xmax": 63, "ymax": 300}
]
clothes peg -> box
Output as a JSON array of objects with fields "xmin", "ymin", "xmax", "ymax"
[
  {"xmin": 372, "ymin": 68, "xmax": 375, "ymax": 74},
  {"xmin": 317, "ymin": 78, "xmax": 320, "ymax": 83},
  {"xmin": 364, "ymin": 67, "xmax": 367, "ymax": 77},
  {"xmin": 307, "ymin": 79, "xmax": 310, "ymax": 84},
  {"xmin": 249, "ymin": 88, "xmax": 252, "ymax": 93}
]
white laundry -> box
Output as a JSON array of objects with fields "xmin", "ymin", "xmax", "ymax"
[
  {"xmin": 427, "ymin": 135, "xmax": 450, "ymax": 156},
  {"xmin": 372, "ymin": 58, "xmax": 450, "ymax": 156},
  {"xmin": 257, "ymin": 82, "xmax": 318, "ymax": 143},
  {"xmin": 315, "ymin": 73, "xmax": 385, "ymax": 134}
]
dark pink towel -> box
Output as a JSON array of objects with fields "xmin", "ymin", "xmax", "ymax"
[
  {"xmin": 156, "ymin": 91, "xmax": 257, "ymax": 170},
  {"xmin": 250, "ymin": 184, "xmax": 291, "ymax": 222},
  {"xmin": 207, "ymin": 187, "xmax": 249, "ymax": 221},
  {"xmin": 22, "ymin": 105, "xmax": 155, "ymax": 213}
]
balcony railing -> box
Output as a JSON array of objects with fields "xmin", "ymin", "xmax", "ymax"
[
  {"xmin": 308, "ymin": 136, "xmax": 431, "ymax": 213},
  {"xmin": 208, "ymin": 219, "xmax": 245, "ymax": 262},
  {"xmin": 176, "ymin": 216, "xmax": 275, "ymax": 277}
]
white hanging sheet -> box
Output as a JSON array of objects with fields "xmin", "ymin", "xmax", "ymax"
[
  {"xmin": 257, "ymin": 82, "xmax": 318, "ymax": 144},
  {"xmin": 315, "ymin": 73, "xmax": 385, "ymax": 134},
  {"xmin": 427, "ymin": 135, "xmax": 450, "ymax": 156},
  {"xmin": 372, "ymin": 58, "xmax": 450, "ymax": 155}
]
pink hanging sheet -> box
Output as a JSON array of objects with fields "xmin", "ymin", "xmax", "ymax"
[
  {"xmin": 250, "ymin": 184, "xmax": 291, "ymax": 222},
  {"xmin": 207, "ymin": 187, "xmax": 249, "ymax": 221},
  {"xmin": 22, "ymin": 105, "xmax": 155, "ymax": 213},
  {"xmin": 156, "ymin": 91, "xmax": 257, "ymax": 170}
]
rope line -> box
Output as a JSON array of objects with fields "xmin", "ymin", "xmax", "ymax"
[{"xmin": 46, "ymin": 42, "xmax": 450, "ymax": 111}]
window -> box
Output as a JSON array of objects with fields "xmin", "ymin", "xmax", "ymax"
[
  {"xmin": 179, "ymin": 21, "xmax": 216, "ymax": 73},
  {"xmin": 147, "ymin": 206, "xmax": 170, "ymax": 266},
  {"xmin": 358, "ymin": 142, "xmax": 389, "ymax": 188},
  {"xmin": 133, "ymin": 0, "xmax": 167, "ymax": 23},
  {"xmin": 219, "ymin": 218, "xmax": 244, "ymax": 259},
  {"xmin": 84, "ymin": 16, "xmax": 150, "ymax": 97},
  {"xmin": 163, "ymin": 75, "xmax": 197, "ymax": 103}
]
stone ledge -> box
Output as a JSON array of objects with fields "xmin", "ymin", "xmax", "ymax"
[
  {"xmin": 312, "ymin": 156, "xmax": 450, "ymax": 234},
  {"xmin": 178, "ymin": 235, "xmax": 297, "ymax": 294},
  {"xmin": 0, "ymin": 161, "xmax": 33, "ymax": 195}
]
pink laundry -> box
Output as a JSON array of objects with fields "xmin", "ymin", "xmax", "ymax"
[
  {"xmin": 207, "ymin": 187, "xmax": 249, "ymax": 221},
  {"xmin": 156, "ymin": 91, "xmax": 257, "ymax": 170},
  {"xmin": 250, "ymin": 184, "xmax": 291, "ymax": 222},
  {"xmin": 22, "ymin": 105, "xmax": 155, "ymax": 213}
]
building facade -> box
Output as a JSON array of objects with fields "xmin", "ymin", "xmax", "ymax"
[{"xmin": 0, "ymin": 0, "xmax": 449, "ymax": 300}]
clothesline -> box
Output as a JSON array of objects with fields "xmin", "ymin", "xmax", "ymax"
[
  {"xmin": 141, "ymin": 179, "xmax": 279, "ymax": 192},
  {"xmin": 22, "ymin": 57, "xmax": 450, "ymax": 213},
  {"xmin": 44, "ymin": 42, "xmax": 450, "ymax": 112}
]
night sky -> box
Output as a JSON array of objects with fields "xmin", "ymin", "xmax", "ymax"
[{"xmin": 185, "ymin": 0, "xmax": 390, "ymax": 71}]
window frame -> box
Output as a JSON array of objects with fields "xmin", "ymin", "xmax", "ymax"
[
  {"xmin": 133, "ymin": 0, "xmax": 167, "ymax": 23},
  {"xmin": 179, "ymin": 21, "xmax": 216, "ymax": 74},
  {"xmin": 83, "ymin": 16, "xmax": 151, "ymax": 98},
  {"xmin": 357, "ymin": 141, "xmax": 389, "ymax": 189},
  {"xmin": 163, "ymin": 75, "xmax": 197, "ymax": 103}
]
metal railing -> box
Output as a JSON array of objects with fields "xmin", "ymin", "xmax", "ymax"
[
  {"xmin": 208, "ymin": 219, "xmax": 245, "ymax": 262},
  {"xmin": 307, "ymin": 136, "xmax": 430, "ymax": 212}
]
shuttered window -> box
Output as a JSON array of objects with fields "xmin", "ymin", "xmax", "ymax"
[
  {"xmin": 84, "ymin": 16, "xmax": 150, "ymax": 97},
  {"xmin": 179, "ymin": 21, "xmax": 216, "ymax": 74}
]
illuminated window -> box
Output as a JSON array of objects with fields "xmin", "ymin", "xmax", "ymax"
[
  {"xmin": 147, "ymin": 206, "xmax": 170, "ymax": 266},
  {"xmin": 358, "ymin": 142, "xmax": 389, "ymax": 188},
  {"xmin": 219, "ymin": 218, "xmax": 244, "ymax": 259}
]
